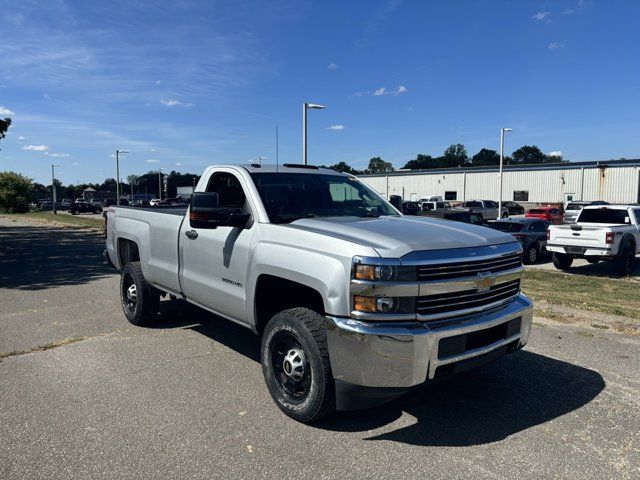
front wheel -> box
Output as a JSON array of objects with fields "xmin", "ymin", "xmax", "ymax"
[
  {"xmin": 552, "ymin": 252, "xmax": 573, "ymax": 270},
  {"xmin": 120, "ymin": 261, "xmax": 160, "ymax": 326},
  {"xmin": 261, "ymin": 308, "xmax": 335, "ymax": 423}
]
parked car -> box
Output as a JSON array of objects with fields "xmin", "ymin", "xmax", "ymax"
[
  {"xmin": 420, "ymin": 201, "xmax": 450, "ymax": 212},
  {"xmin": 460, "ymin": 200, "xmax": 508, "ymax": 222},
  {"xmin": 563, "ymin": 201, "xmax": 609, "ymax": 224},
  {"xmin": 401, "ymin": 201, "xmax": 420, "ymax": 215},
  {"xmin": 502, "ymin": 201, "xmax": 525, "ymax": 215},
  {"xmin": 105, "ymin": 163, "xmax": 533, "ymax": 422},
  {"xmin": 488, "ymin": 218, "xmax": 549, "ymax": 264},
  {"xmin": 526, "ymin": 206, "xmax": 563, "ymax": 224},
  {"xmin": 547, "ymin": 205, "xmax": 640, "ymax": 276},
  {"xmin": 70, "ymin": 200, "xmax": 102, "ymax": 215},
  {"xmin": 419, "ymin": 209, "xmax": 484, "ymax": 226},
  {"xmin": 39, "ymin": 201, "xmax": 64, "ymax": 212}
]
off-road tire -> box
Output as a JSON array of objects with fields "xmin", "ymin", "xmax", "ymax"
[
  {"xmin": 120, "ymin": 261, "xmax": 160, "ymax": 326},
  {"xmin": 261, "ymin": 307, "xmax": 335, "ymax": 423},
  {"xmin": 552, "ymin": 252, "xmax": 573, "ymax": 270}
]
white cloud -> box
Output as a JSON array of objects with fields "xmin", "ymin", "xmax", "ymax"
[
  {"xmin": 0, "ymin": 106, "xmax": 15, "ymax": 115},
  {"xmin": 146, "ymin": 159, "xmax": 160, "ymax": 163},
  {"xmin": 366, "ymin": 85, "xmax": 408, "ymax": 97},
  {"xmin": 532, "ymin": 12, "xmax": 550, "ymax": 21},
  {"xmin": 548, "ymin": 151, "xmax": 563, "ymax": 157},
  {"xmin": 155, "ymin": 80, "xmax": 161, "ymax": 85},
  {"xmin": 72, "ymin": 162, "xmax": 80, "ymax": 166},
  {"xmin": 327, "ymin": 124, "xmax": 345, "ymax": 131},
  {"xmin": 160, "ymin": 98, "xmax": 192, "ymax": 107},
  {"xmin": 22, "ymin": 144, "xmax": 49, "ymax": 151},
  {"xmin": 51, "ymin": 153, "xmax": 70, "ymax": 157},
  {"xmin": 175, "ymin": 162, "xmax": 183, "ymax": 166},
  {"xmin": 18, "ymin": 135, "xmax": 25, "ymax": 140},
  {"xmin": 327, "ymin": 63, "xmax": 338, "ymax": 69},
  {"xmin": 548, "ymin": 42, "xmax": 565, "ymax": 50},
  {"xmin": 43, "ymin": 93, "xmax": 51, "ymax": 100}
]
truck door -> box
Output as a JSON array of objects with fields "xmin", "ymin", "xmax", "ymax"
[{"xmin": 179, "ymin": 170, "xmax": 256, "ymax": 323}]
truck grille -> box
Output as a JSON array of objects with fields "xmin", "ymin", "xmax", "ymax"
[
  {"xmin": 417, "ymin": 252, "xmax": 521, "ymax": 282},
  {"xmin": 417, "ymin": 280, "xmax": 521, "ymax": 318}
]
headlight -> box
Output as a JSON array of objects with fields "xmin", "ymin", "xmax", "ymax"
[{"xmin": 353, "ymin": 263, "xmax": 416, "ymax": 282}]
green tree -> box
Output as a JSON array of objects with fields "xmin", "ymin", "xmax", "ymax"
[
  {"xmin": 439, "ymin": 143, "xmax": 469, "ymax": 167},
  {"xmin": 0, "ymin": 171, "xmax": 33, "ymax": 213},
  {"xmin": 545, "ymin": 152, "xmax": 565, "ymax": 163},
  {"xmin": 325, "ymin": 161, "xmax": 362, "ymax": 175},
  {"xmin": 0, "ymin": 117, "xmax": 11, "ymax": 149},
  {"xmin": 366, "ymin": 157, "xmax": 394, "ymax": 174},
  {"xmin": 403, "ymin": 154, "xmax": 435, "ymax": 170},
  {"xmin": 511, "ymin": 145, "xmax": 546, "ymax": 164},
  {"xmin": 471, "ymin": 148, "xmax": 500, "ymax": 166}
]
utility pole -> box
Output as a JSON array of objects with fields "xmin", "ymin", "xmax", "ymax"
[
  {"xmin": 498, "ymin": 128, "xmax": 514, "ymax": 217},
  {"xmin": 115, "ymin": 149, "xmax": 129, "ymax": 205},
  {"xmin": 302, "ymin": 102, "xmax": 325, "ymax": 165},
  {"xmin": 51, "ymin": 164, "xmax": 61, "ymax": 214}
]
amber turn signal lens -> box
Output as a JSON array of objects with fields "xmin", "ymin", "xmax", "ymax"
[
  {"xmin": 354, "ymin": 265, "xmax": 376, "ymax": 280},
  {"xmin": 353, "ymin": 295, "xmax": 377, "ymax": 312}
]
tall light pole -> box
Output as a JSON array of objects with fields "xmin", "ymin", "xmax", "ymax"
[
  {"xmin": 302, "ymin": 102, "xmax": 325, "ymax": 165},
  {"xmin": 498, "ymin": 128, "xmax": 514, "ymax": 217},
  {"xmin": 158, "ymin": 168, "xmax": 166, "ymax": 201},
  {"xmin": 115, "ymin": 150, "xmax": 129, "ymax": 205},
  {"xmin": 51, "ymin": 164, "xmax": 61, "ymax": 214}
]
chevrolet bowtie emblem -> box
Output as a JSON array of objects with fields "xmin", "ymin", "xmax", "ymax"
[{"xmin": 474, "ymin": 272, "xmax": 496, "ymax": 292}]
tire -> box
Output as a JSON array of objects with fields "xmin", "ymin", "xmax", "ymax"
[
  {"xmin": 477, "ymin": 214, "xmax": 484, "ymax": 224},
  {"xmin": 613, "ymin": 243, "xmax": 635, "ymax": 277},
  {"xmin": 261, "ymin": 307, "xmax": 335, "ymax": 423},
  {"xmin": 120, "ymin": 261, "xmax": 160, "ymax": 326},
  {"xmin": 501, "ymin": 212, "xmax": 508, "ymax": 219},
  {"xmin": 586, "ymin": 257, "xmax": 600, "ymax": 264},
  {"xmin": 552, "ymin": 252, "xmax": 573, "ymax": 270},
  {"xmin": 523, "ymin": 243, "xmax": 539, "ymax": 264},
  {"xmin": 71, "ymin": 210, "xmax": 77, "ymax": 215}
]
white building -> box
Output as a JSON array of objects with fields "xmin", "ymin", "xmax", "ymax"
[{"xmin": 358, "ymin": 159, "xmax": 640, "ymax": 205}]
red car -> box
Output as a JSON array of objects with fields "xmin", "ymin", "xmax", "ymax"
[{"xmin": 526, "ymin": 206, "xmax": 564, "ymax": 224}]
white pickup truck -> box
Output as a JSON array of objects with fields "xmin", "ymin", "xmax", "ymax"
[
  {"xmin": 105, "ymin": 163, "xmax": 533, "ymax": 422},
  {"xmin": 547, "ymin": 205, "xmax": 640, "ymax": 276}
]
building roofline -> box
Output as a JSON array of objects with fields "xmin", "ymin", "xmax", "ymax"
[{"xmin": 357, "ymin": 158, "xmax": 640, "ymax": 177}]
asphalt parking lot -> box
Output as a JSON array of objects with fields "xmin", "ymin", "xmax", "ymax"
[{"xmin": 1, "ymin": 217, "xmax": 639, "ymax": 479}]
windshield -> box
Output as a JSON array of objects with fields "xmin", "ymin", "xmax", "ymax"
[
  {"xmin": 489, "ymin": 222, "xmax": 525, "ymax": 232},
  {"xmin": 565, "ymin": 203, "xmax": 586, "ymax": 211},
  {"xmin": 251, "ymin": 173, "xmax": 399, "ymax": 224},
  {"xmin": 579, "ymin": 208, "xmax": 631, "ymax": 224}
]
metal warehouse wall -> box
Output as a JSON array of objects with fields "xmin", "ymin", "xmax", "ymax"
[{"xmin": 360, "ymin": 165, "xmax": 640, "ymax": 204}]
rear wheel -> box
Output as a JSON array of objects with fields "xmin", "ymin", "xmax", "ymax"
[
  {"xmin": 586, "ymin": 257, "xmax": 600, "ymax": 264},
  {"xmin": 552, "ymin": 252, "xmax": 573, "ymax": 270},
  {"xmin": 523, "ymin": 243, "xmax": 539, "ymax": 264},
  {"xmin": 261, "ymin": 307, "xmax": 335, "ymax": 423},
  {"xmin": 120, "ymin": 261, "xmax": 160, "ymax": 326},
  {"xmin": 613, "ymin": 244, "xmax": 635, "ymax": 277}
]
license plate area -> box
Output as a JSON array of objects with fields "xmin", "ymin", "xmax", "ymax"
[
  {"xmin": 437, "ymin": 317, "xmax": 521, "ymax": 360},
  {"xmin": 566, "ymin": 246, "xmax": 586, "ymax": 255}
]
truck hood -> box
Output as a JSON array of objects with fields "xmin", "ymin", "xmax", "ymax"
[{"xmin": 288, "ymin": 215, "xmax": 516, "ymax": 258}]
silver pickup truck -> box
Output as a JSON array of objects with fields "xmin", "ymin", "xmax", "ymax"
[{"xmin": 105, "ymin": 164, "xmax": 533, "ymax": 422}]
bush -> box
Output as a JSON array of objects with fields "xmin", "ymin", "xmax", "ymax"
[{"xmin": 0, "ymin": 171, "xmax": 34, "ymax": 213}]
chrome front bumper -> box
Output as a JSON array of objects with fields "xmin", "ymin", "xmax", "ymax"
[{"xmin": 326, "ymin": 293, "xmax": 533, "ymax": 388}]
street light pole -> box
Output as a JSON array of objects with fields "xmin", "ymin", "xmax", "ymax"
[
  {"xmin": 302, "ymin": 102, "xmax": 325, "ymax": 165},
  {"xmin": 157, "ymin": 168, "xmax": 165, "ymax": 201},
  {"xmin": 498, "ymin": 128, "xmax": 514, "ymax": 217},
  {"xmin": 115, "ymin": 149, "xmax": 129, "ymax": 206},
  {"xmin": 51, "ymin": 164, "xmax": 61, "ymax": 215}
]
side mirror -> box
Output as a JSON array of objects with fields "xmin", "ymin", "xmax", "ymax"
[{"xmin": 189, "ymin": 192, "xmax": 250, "ymax": 229}]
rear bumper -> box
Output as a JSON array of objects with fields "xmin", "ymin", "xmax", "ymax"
[
  {"xmin": 326, "ymin": 293, "xmax": 532, "ymax": 389},
  {"xmin": 546, "ymin": 244, "xmax": 614, "ymax": 257}
]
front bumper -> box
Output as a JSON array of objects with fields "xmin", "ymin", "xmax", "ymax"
[{"xmin": 326, "ymin": 293, "xmax": 532, "ymax": 389}]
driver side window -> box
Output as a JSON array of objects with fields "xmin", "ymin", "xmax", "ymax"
[{"xmin": 205, "ymin": 172, "xmax": 248, "ymax": 212}]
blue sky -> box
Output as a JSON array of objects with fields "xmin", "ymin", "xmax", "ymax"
[{"xmin": 1, "ymin": 0, "xmax": 639, "ymax": 184}]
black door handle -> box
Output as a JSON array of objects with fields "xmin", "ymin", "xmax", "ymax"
[{"xmin": 185, "ymin": 230, "xmax": 198, "ymax": 240}]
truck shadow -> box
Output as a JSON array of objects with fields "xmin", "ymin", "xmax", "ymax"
[
  {"xmin": 0, "ymin": 224, "xmax": 114, "ymax": 290},
  {"xmin": 156, "ymin": 302, "xmax": 605, "ymax": 447},
  {"xmin": 317, "ymin": 350, "xmax": 605, "ymax": 446}
]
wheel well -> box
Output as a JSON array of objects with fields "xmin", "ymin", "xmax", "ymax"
[
  {"xmin": 117, "ymin": 238, "xmax": 140, "ymax": 267},
  {"xmin": 254, "ymin": 275, "xmax": 325, "ymax": 333}
]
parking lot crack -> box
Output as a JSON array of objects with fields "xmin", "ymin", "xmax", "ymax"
[{"xmin": 0, "ymin": 336, "xmax": 89, "ymax": 361}]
